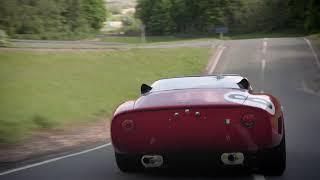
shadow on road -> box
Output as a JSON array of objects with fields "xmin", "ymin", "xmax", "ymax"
[{"xmin": 114, "ymin": 168, "xmax": 254, "ymax": 180}]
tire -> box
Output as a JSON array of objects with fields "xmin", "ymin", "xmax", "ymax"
[
  {"xmin": 259, "ymin": 135, "xmax": 286, "ymax": 176},
  {"xmin": 115, "ymin": 152, "xmax": 141, "ymax": 173}
]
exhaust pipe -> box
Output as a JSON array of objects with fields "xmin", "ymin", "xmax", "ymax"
[
  {"xmin": 141, "ymin": 155, "xmax": 163, "ymax": 168},
  {"xmin": 221, "ymin": 152, "xmax": 244, "ymax": 165}
]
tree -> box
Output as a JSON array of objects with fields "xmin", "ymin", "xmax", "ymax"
[
  {"xmin": 83, "ymin": 0, "xmax": 107, "ymax": 30},
  {"xmin": 0, "ymin": 0, "xmax": 107, "ymax": 39},
  {"xmin": 148, "ymin": 0, "xmax": 174, "ymax": 35},
  {"xmin": 304, "ymin": 0, "xmax": 320, "ymax": 32},
  {"xmin": 136, "ymin": 0, "xmax": 175, "ymax": 35},
  {"xmin": 136, "ymin": 0, "xmax": 320, "ymax": 35}
]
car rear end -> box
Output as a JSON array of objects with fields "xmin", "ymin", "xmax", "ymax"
[{"xmin": 111, "ymin": 104, "xmax": 280, "ymax": 170}]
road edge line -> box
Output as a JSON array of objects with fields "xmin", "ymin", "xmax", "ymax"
[
  {"xmin": 0, "ymin": 143, "xmax": 112, "ymax": 176},
  {"xmin": 304, "ymin": 37, "xmax": 320, "ymax": 69},
  {"xmin": 208, "ymin": 45, "xmax": 226, "ymax": 74},
  {"xmin": 260, "ymin": 59, "xmax": 266, "ymax": 93}
]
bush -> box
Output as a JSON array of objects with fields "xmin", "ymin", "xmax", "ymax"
[
  {"xmin": 121, "ymin": 16, "xmax": 135, "ymax": 26},
  {"xmin": 33, "ymin": 115, "xmax": 57, "ymax": 129},
  {"xmin": 109, "ymin": 6, "xmax": 122, "ymax": 15},
  {"xmin": 121, "ymin": 17, "xmax": 142, "ymax": 36},
  {"xmin": 122, "ymin": 26, "xmax": 141, "ymax": 36},
  {"xmin": 0, "ymin": 29, "xmax": 9, "ymax": 47}
]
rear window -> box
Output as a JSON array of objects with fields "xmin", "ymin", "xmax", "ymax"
[{"xmin": 151, "ymin": 76, "xmax": 242, "ymax": 92}]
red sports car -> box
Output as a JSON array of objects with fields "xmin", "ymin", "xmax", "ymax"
[{"xmin": 111, "ymin": 75, "xmax": 286, "ymax": 175}]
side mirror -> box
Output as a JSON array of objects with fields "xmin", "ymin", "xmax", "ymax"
[{"xmin": 141, "ymin": 84, "xmax": 152, "ymax": 95}]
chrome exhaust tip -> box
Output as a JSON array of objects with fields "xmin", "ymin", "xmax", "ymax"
[
  {"xmin": 221, "ymin": 152, "xmax": 244, "ymax": 165},
  {"xmin": 141, "ymin": 155, "xmax": 163, "ymax": 168}
]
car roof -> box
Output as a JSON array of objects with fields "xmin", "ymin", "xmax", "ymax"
[
  {"xmin": 155, "ymin": 74, "xmax": 243, "ymax": 81},
  {"xmin": 150, "ymin": 74, "xmax": 246, "ymax": 92}
]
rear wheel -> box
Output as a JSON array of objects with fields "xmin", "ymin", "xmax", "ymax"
[
  {"xmin": 259, "ymin": 135, "xmax": 286, "ymax": 176},
  {"xmin": 115, "ymin": 152, "xmax": 141, "ymax": 173}
]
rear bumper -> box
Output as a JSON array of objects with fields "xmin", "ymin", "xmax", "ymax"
[{"xmin": 117, "ymin": 147, "xmax": 277, "ymax": 171}]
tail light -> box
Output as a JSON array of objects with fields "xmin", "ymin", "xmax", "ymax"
[
  {"xmin": 241, "ymin": 114, "xmax": 256, "ymax": 128},
  {"xmin": 121, "ymin": 119, "xmax": 134, "ymax": 131}
]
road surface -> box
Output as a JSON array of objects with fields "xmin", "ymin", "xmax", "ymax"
[
  {"xmin": 9, "ymin": 39, "xmax": 219, "ymax": 49},
  {"xmin": 1, "ymin": 37, "xmax": 320, "ymax": 180}
]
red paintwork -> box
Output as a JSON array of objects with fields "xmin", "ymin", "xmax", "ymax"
[{"xmin": 111, "ymin": 88, "xmax": 284, "ymax": 154}]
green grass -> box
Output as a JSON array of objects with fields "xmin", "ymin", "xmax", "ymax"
[
  {"xmin": 309, "ymin": 33, "xmax": 320, "ymax": 51},
  {"xmin": 102, "ymin": 36, "xmax": 215, "ymax": 44},
  {"xmin": 0, "ymin": 48, "xmax": 210, "ymax": 143}
]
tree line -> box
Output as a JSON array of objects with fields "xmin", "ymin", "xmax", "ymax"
[
  {"xmin": 136, "ymin": 0, "xmax": 320, "ymax": 35},
  {"xmin": 0, "ymin": 0, "xmax": 107, "ymax": 39}
]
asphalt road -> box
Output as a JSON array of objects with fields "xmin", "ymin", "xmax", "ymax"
[
  {"xmin": 10, "ymin": 39, "xmax": 218, "ymax": 49},
  {"xmin": 1, "ymin": 37, "xmax": 320, "ymax": 180}
]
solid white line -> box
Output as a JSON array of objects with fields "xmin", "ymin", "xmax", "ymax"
[
  {"xmin": 253, "ymin": 174, "xmax": 266, "ymax": 180},
  {"xmin": 261, "ymin": 59, "xmax": 266, "ymax": 93},
  {"xmin": 304, "ymin": 37, "xmax": 320, "ymax": 68},
  {"xmin": 262, "ymin": 41, "xmax": 268, "ymax": 54},
  {"xmin": 262, "ymin": 59, "xmax": 266, "ymax": 71},
  {"xmin": 208, "ymin": 45, "xmax": 226, "ymax": 74},
  {"xmin": 0, "ymin": 143, "xmax": 112, "ymax": 176},
  {"xmin": 263, "ymin": 41, "xmax": 267, "ymax": 47}
]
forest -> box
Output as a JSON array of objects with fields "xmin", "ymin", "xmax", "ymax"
[
  {"xmin": 0, "ymin": 0, "xmax": 107, "ymax": 39},
  {"xmin": 136, "ymin": 0, "xmax": 320, "ymax": 35},
  {"xmin": 0, "ymin": 0, "xmax": 319, "ymax": 39}
]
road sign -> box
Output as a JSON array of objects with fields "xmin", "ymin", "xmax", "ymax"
[
  {"xmin": 215, "ymin": 27, "xmax": 229, "ymax": 34},
  {"xmin": 215, "ymin": 27, "xmax": 228, "ymax": 39}
]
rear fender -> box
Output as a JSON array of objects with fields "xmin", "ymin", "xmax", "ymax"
[
  {"xmin": 246, "ymin": 93, "xmax": 284, "ymax": 146},
  {"xmin": 113, "ymin": 101, "xmax": 135, "ymax": 117}
]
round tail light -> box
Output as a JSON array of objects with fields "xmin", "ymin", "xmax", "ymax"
[
  {"xmin": 241, "ymin": 114, "xmax": 256, "ymax": 128},
  {"xmin": 121, "ymin": 119, "xmax": 134, "ymax": 131}
]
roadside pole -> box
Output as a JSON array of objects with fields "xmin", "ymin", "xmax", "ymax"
[
  {"xmin": 141, "ymin": 24, "xmax": 146, "ymax": 43},
  {"xmin": 220, "ymin": 32, "xmax": 224, "ymax": 39}
]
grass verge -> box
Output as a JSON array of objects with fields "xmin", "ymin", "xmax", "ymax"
[
  {"xmin": 309, "ymin": 33, "xmax": 320, "ymax": 50},
  {"xmin": 0, "ymin": 47, "xmax": 210, "ymax": 143}
]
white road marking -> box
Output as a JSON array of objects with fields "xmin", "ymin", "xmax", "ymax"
[
  {"xmin": 262, "ymin": 59, "xmax": 266, "ymax": 71},
  {"xmin": 0, "ymin": 143, "xmax": 112, "ymax": 176},
  {"xmin": 300, "ymin": 80, "xmax": 320, "ymax": 97},
  {"xmin": 208, "ymin": 45, "xmax": 226, "ymax": 74},
  {"xmin": 261, "ymin": 59, "xmax": 266, "ymax": 93},
  {"xmin": 251, "ymin": 40, "xmax": 268, "ymax": 180},
  {"xmin": 253, "ymin": 174, "xmax": 266, "ymax": 180},
  {"xmin": 260, "ymin": 37, "xmax": 268, "ymax": 93},
  {"xmin": 304, "ymin": 37, "xmax": 320, "ymax": 68},
  {"xmin": 262, "ymin": 41, "xmax": 268, "ymax": 54}
]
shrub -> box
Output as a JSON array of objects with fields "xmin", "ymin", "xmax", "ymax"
[
  {"xmin": 33, "ymin": 115, "xmax": 57, "ymax": 129},
  {"xmin": 121, "ymin": 17, "xmax": 143, "ymax": 36},
  {"xmin": 0, "ymin": 29, "xmax": 9, "ymax": 47}
]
